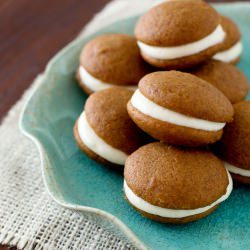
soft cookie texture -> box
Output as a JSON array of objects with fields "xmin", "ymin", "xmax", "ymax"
[
  {"xmin": 124, "ymin": 142, "xmax": 232, "ymax": 223},
  {"xmin": 213, "ymin": 15, "xmax": 242, "ymax": 64},
  {"xmin": 190, "ymin": 59, "xmax": 249, "ymax": 104},
  {"xmin": 74, "ymin": 87, "xmax": 149, "ymax": 167},
  {"xmin": 215, "ymin": 101, "xmax": 250, "ymax": 184},
  {"xmin": 127, "ymin": 71, "xmax": 234, "ymax": 147},
  {"xmin": 76, "ymin": 34, "xmax": 150, "ymax": 94},
  {"xmin": 135, "ymin": 1, "xmax": 225, "ymax": 69}
]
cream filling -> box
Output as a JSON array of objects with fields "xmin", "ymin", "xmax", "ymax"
[
  {"xmin": 77, "ymin": 112, "xmax": 128, "ymax": 165},
  {"xmin": 137, "ymin": 25, "xmax": 225, "ymax": 60},
  {"xmin": 131, "ymin": 90, "xmax": 225, "ymax": 131},
  {"xmin": 224, "ymin": 161, "xmax": 250, "ymax": 177},
  {"xmin": 78, "ymin": 66, "xmax": 137, "ymax": 92},
  {"xmin": 124, "ymin": 170, "xmax": 232, "ymax": 218},
  {"xmin": 213, "ymin": 41, "xmax": 243, "ymax": 63}
]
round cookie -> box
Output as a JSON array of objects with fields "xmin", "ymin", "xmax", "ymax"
[
  {"xmin": 135, "ymin": 1, "xmax": 225, "ymax": 70},
  {"xmin": 213, "ymin": 15, "xmax": 242, "ymax": 64},
  {"xmin": 127, "ymin": 71, "xmax": 234, "ymax": 147},
  {"xmin": 76, "ymin": 34, "xmax": 150, "ymax": 95},
  {"xmin": 74, "ymin": 87, "xmax": 149, "ymax": 167},
  {"xmin": 215, "ymin": 101, "xmax": 250, "ymax": 184},
  {"xmin": 190, "ymin": 59, "xmax": 249, "ymax": 104},
  {"xmin": 124, "ymin": 142, "xmax": 232, "ymax": 223}
]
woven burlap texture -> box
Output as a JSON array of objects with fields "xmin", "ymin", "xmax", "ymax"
[{"xmin": 0, "ymin": 0, "xmax": 164, "ymax": 249}]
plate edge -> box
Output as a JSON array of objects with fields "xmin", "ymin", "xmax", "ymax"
[{"xmin": 19, "ymin": 99, "xmax": 148, "ymax": 250}]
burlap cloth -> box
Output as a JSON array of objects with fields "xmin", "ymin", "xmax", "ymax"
[{"xmin": 0, "ymin": 0, "xmax": 166, "ymax": 249}]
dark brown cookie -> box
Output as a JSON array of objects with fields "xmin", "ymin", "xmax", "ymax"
[
  {"xmin": 124, "ymin": 142, "xmax": 231, "ymax": 223},
  {"xmin": 74, "ymin": 87, "xmax": 150, "ymax": 166},
  {"xmin": 215, "ymin": 101, "xmax": 250, "ymax": 184},
  {"xmin": 135, "ymin": 1, "xmax": 224, "ymax": 69},
  {"xmin": 127, "ymin": 71, "xmax": 234, "ymax": 147},
  {"xmin": 190, "ymin": 59, "xmax": 249, "ymax": 104},
  {"xmin": 85, "ymin": 87, "xmax": 148, "ymax": 154},
  {"xmin": 77, "ymin": 33, "xmax": 150, "ymax": 94}
]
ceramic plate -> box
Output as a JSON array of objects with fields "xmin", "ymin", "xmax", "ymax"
[{"xmin": 20, "ymin": 3, "xmax": 250, "ymax": 250}]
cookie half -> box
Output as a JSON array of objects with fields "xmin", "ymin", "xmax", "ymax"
[
  {"xmin": 135, "ymin": 1, "xmax": 225, "ymax": 70},
  {"xmin": 215, "ymin": 101, "xmax": 250, "ymax": 184},
  {"xmin": 127, "ymin": 71, "xmax": 234, "ymax": 147},
  {"xmin": 74, "ymin": 87, "xmax": 149, "ymax": 167},
  {"xmin": 124, "ymin": 142, "xmax": 232, "ymax": 223},
  {"xmin": 213, "ymin": 15, "xmax": 242, "ymax": 64},
  {"xmin": 76, "ymin": 34, "xmax": 150, "ymax": 95},
  {"xmin": 190, "ymin": 59, "xmax": 249, "ymax": 104}
]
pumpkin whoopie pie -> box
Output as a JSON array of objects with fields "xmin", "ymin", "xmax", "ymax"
[
  {"xmin": 190, "ymin": 59, "xmax": 249, "ymax": 104},
  {"xmin": 127, "ymin": 71, "xmax": 234, "ymax": 147},
  {"xmin": 213, "ymin": 15, "xmax": 243, "ymax": 64},
  {"xmin": 76, "ymin": 34, "xmax": 150, "ymax": 95},
  {"xmin": 215, "ymin": 101, "xmax": 250, "ymax": 184},
  {"xmin": 124, "ymin": 142, "xmax": 233, "ymax": 223},
  {"xmin": 74, "ymin": 87, "xmax": 149, "ymax": 167},
  {"xmin": 135, "ymin": 1, "xmax": 225, "ymax": 70}
]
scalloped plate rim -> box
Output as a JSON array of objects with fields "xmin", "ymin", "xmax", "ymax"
[{"xmin": 19, "ymin": 120, "xmax": 148, "ymax": 250}]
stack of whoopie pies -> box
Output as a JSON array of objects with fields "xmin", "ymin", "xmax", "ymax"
[{"xmin": 74, "ymin": 0, "xmax": 249, "ymax": 224}]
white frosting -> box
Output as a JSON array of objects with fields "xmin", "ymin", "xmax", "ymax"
[
  {"xmin": 78, "ymin": 66, "xmax": 137, "ymax": 92},
  {"xmin": 124, "ymin": 170, "xmax": 232, "ymax": 218},
  {"xmin": 213, "ymin": 41, "xmax": 243, "ymax": 63},
  {"xmin": 137, "ymin": 25, "xmax": 226, "ymax": 60},
  {"xmin": 224, "ymin": 161, "xmax": 250, "ymax": 177},
  {"xmin": 131, "ymin": 90, "xmax": 225, "ymax": 131},
  {"xmin": 77, "ymin": 112, "xmax": 128, "ymax": 165}
]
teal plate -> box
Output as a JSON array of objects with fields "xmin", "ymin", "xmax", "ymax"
[{"xmin": 20, "ymin": 3, "xmax": 250, "ymax": 250}]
